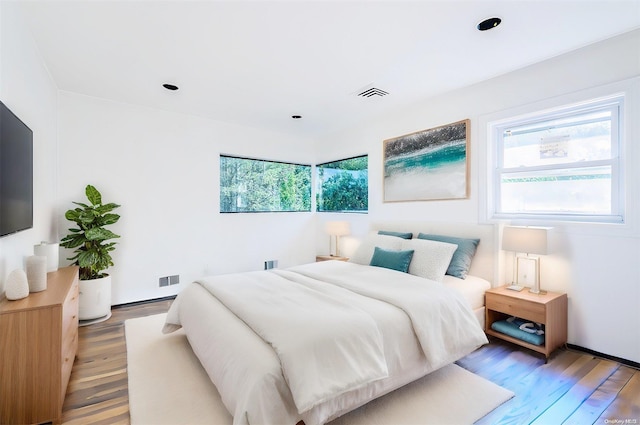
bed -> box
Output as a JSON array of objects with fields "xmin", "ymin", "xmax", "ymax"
[{"xmin": 163, "ymin": 223, "xmax": 496, "ymax": 425}]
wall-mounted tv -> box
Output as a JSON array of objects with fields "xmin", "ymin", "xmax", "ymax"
[{"xmin": 0, "ymin": 101, "xmax": 33, "ymax": 237}]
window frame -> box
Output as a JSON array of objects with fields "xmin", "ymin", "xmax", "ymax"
[
  {"xmin": 219, "ymin": 154, "xmax": 312, "ymax": 213},
  {"xmin": 488, "ymin": 94, "xmax": 625, "ymax": 224},
  {"xmin": 315, "ymin": 154, "xmax": 369, "ymax": 213}
]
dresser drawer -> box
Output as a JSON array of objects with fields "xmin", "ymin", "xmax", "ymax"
[
  {"xmin": 486, "ymin": 293, "xmax": 546, "ymax": 323},
  {"xmin": 60, "ymin": 275, "xmax": 79, "ymax": 399},
  {"xmin": 61, "ymin": 327, "xmax": 77, "ymax": 394},
  {"xmin": 62, "ymin": 279, "xmax": 79, "ymax": 333}
]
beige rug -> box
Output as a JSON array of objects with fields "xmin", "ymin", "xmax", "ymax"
[{"xmin": 126, "ymin": 313, "xmax": 513, "ymax": 425}]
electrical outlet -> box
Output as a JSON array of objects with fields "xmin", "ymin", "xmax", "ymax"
[
  {"xmin": 159, "ymin": 276, "xmax": 169, "ymax": 287},
  {"xmin": 264, "ymin": 260, "xmax": 278, "ymax": 270}
]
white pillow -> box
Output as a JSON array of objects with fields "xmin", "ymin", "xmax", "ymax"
[
  {"xmin": 349, "ymin": 233, "xmax": 404, "ymax": 265},
  {"xmin": 401, "ymin": 238, "xmax": 457, "ymax": 282}
]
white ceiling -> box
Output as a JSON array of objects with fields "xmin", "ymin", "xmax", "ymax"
[{"xmin": 19, "ymin": 1, "xmax": 640, "ymax": 138}]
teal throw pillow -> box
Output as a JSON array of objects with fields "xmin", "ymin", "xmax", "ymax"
[
  {"xmin": 417, "ymin": 233, "xmax": 480, "ymax": 279},
  {"xmin": 369, "ymin": 247, "xmax": 414, "ymax": 273},
  {"xmin": 377, "ymin": 230, "xmax": 413, "ymax": 239}
]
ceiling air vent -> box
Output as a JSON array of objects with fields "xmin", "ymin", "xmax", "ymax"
[{"xmin": 357, "ymin": 87, "xmax": 389, "ymax": 98}]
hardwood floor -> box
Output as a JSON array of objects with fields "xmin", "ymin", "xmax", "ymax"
[
  {"xmin": 62, "ymin": 299, "xmax": 640, "ymax": 425},
  {"xmin": 62, "ymin": 299, "xmax": 172, "ymax": 425},
  {"xmin": 456, "ymin": 341, "xmax": 640, "ymax": 424}
]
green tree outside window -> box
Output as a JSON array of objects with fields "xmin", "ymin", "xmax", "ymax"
[
  {"xmin": 316, "ymin": 155, "xmax": 368, "ymax": 212},
  {"xmin": 220, "ymin": 155, "xmax": 311, "ymax": 213}
]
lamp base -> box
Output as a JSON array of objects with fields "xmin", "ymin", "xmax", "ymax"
[{"xmin": 529, "ymin": 288, "xmax": 547, "ymax": 295}]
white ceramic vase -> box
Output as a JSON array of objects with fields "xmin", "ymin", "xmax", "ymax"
[
  {"xmin": 5, "ymin": 269, "xmax": 29, "ymax": 300},
  {"xmin": 26, "ymin": 255, "xmax": 47, "ymax": 292},
  {"xmin": 79, "ymin": 275, "xmax": 112, "ymax": 320}
]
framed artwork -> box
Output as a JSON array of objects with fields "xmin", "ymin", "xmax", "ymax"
[{"xmin": 383, "ymin": 119, "xmax": 470, "ymax": 202}]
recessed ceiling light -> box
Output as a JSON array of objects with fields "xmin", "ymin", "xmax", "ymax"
[
  {"xmin": 291, "ymin": 115, "xmax": 302, "ymax": 119},
  {"xmin": 163, "ymin": 83, "xmax": 179, "ymax": 91},
  {"xmin": 477, "ymin": 17, "xmax": 502, "ymax": 31}
]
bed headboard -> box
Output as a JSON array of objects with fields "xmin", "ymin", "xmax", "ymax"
[{"xmin": 370, "ymin": 221, "xmax": 498, "ymax": 285}]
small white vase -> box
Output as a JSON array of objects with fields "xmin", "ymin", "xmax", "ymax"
[
  {"xmin": 33, "ymin": 242, "xmax": 59, "ymax": 272},
  {"xmin": 79, "ymin": 275, "xmax": 112, "ymax": 320},
  {"xmin": 26, "ymin": 255, "xmax": 47, "ymax": 292},
  {"xmin": 5, "ymin": 269, "xmax": 29, "ymax": 300}
]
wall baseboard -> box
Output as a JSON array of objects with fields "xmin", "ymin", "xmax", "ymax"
[
  {"xmin": 567, "ymin": 343, "xmax": 640, "ymax": 370},
  {"xmin": 112, "ymin": 295, "xmax": 176, "ymax": 310}
]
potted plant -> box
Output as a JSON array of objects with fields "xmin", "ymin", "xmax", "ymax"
[{"xmin": 61, "ymin": 184, "xmax": 120, "ymax": 322}]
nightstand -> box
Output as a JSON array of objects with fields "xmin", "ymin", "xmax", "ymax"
[
  {"xmin": 485, "ymin": 286, "xmax": 567, "ymax": 359},
  {"xmin": 315, "ymin": 255, "xmax": 349, "ymax": 262}
]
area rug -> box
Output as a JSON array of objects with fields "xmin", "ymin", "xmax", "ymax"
[{"xmin": 126, "ymin": 313, "xmax": 513, "ymax": 425}]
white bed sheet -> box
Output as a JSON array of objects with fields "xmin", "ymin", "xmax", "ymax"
[
  {"xmin": 442, "ymin": 274, "xmax": 491, "ymax": 311},
  {"xmin": 442, "ymin": 274, "xmax": 490, "ymax": 329},
  {"xmin": 165, "ymin": 262, "xmax": 488, "ymax": 425}
]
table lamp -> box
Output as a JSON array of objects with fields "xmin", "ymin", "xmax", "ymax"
[
  {"xmin": 325, "ymin": 221, "xmax": 350, "ymax": 257},
  {"xmin": 502, "ymin": 226, "xmax": 549, "ymax": 294}
]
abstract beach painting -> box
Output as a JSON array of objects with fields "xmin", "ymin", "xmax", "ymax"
[{"xmin": 383, "ymin": 119, "xmax": 469, "ymax": 202}]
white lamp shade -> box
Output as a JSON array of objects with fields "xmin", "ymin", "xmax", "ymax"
[
  {"xmin": 325, "ymin": 221, "xmax": 350, "ymax": 236},
  {"xmin": 502, "ymin": 226, "xmax": 548, "ymax": 255}
]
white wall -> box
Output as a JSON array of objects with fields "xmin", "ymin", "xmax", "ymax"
[
  {"xmin": 56, "ymin": 92, "xmax": 317, "ymax": 304},
  {"xmin": 0, "ymin": 2, "xmax": 59, "ymax": 294},
  {"xmin": 314, "ymin": 30, "xmax": 640, "ymax": 363}
]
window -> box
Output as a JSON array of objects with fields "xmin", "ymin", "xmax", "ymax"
[
  {"xmin": 316, "ymin": 155, "xmax": 368, "ymax": 213},
  {"xmin": 220, "ymin": 155, "xmax": 311, "ymax": 213},
  {"xmin": 490, "ymin": 96, "xmax": 623, "ymax": 223}
]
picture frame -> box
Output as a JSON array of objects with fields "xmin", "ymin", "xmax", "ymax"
[{"xmin": 383, "ymin": 119, "xmax": 470, "ymax": 202}]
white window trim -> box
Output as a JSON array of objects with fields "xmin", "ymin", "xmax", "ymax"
[
  {"xmin": 493, "ymin": 96, "xmax": 623, "ymax": 223},
  {"xmin": 479, "ymin": 77, "xmax": 640, "ymax": 237}
]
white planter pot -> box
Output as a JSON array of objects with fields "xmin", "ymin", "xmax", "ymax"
[{"xmin": 78, "ymin": 275, "xmax": 112, "ymax": 321}]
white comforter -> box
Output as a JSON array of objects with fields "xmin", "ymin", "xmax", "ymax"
[
  {"xmin": 197, "ymin": 269, "xmax": 388, "ymax": 413},
  {"xmin": 164, "ymin": 261, "xmax": 487, "ymax": 425}
]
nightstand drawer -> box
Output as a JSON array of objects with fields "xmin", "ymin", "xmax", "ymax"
[{"xmin": 486, "ymin": 293, "xmax": 546, "ymax": 323}]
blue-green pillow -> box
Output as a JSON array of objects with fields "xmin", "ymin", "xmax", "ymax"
[
  {"xmin": 369, "ymin": 247, "xmax": 414, "ymax": 273},
  {"xmin": 377, "ymin": 230, "xmax": 413, "ymax": 239},
  {"xmin": 417, "ymin": 233, "xmax": 480, "ymax": 279},
  {"xmin": 491, "ymin": 320, "xmax": 545, "ymax": 345}
]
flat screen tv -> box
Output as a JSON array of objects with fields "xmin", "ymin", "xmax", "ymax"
[{"xmin": 0, "ymin": 101, "xmax": 33, "ymax": 237}]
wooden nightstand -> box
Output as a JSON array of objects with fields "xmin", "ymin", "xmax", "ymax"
[
  {"xmin": 316, "ymin": 255, "xmax": 349, "ymax": 262},
  {"xmin": 485, "ymin": 286, "xmax": 567, "ymax": 359}
]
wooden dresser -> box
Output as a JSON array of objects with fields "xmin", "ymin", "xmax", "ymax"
[{"xmin": 0, "ymin": 266, "xmax": 79, "ymax": 425}]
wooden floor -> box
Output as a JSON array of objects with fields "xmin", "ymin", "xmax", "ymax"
[
  {"xmin": 62, "ymin": 299, "xmax": 640, "ymax": 425},
  {"xmin": 61, "ymin": 299, "xmax": 172, "ymax": 425},
  {"xmin": 457, "ymin": 342, "xmax": 640, "ymax": 424}
]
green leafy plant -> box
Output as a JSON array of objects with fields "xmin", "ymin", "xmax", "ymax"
[{"xmin": 60, "ymin": 185, "xmax": 121, "ymax": 280}]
